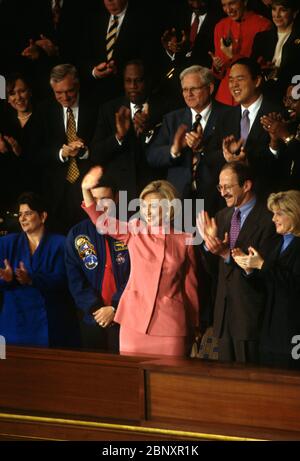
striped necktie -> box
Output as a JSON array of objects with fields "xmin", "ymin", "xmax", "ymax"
[
  {"xmin": 66, "ymin": 107, "xmax": 80, "ymax": 184},
  {"xmin": 106, "ymin": 15, "xmax": 119, "ymax": 62},
  {"xmin": 191, "ymin": 113, "xmax": 202, "ymax": 190}
]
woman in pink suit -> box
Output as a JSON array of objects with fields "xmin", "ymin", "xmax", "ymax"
[{"xmin": 81, "ymin": 167, "xmax": 200, "ymax": 357}]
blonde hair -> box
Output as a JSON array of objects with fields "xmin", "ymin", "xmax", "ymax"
[
  {"xmin": 139, "ymin": 180, "xmax": 179, "ymax": 222},
  {"xmin": 267, "ymin": 190, "xmax": 300, "ymax": 237}
]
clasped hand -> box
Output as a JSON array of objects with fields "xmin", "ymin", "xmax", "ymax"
[
  {"xmin": 231, "ymin": 246, "xmax": 264, "ymax": 272},
  {"xmin": 0, "ymin": 259, "xmax": 32, "ymax": 285}
]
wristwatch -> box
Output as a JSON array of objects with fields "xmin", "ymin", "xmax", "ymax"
[{"xmin": 283, "ymin": 135, "xmax": 295, "ymax": 145}]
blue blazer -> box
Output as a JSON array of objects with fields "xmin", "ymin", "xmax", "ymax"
[
  {"xmin": 146, "ymin": 101, "xmax": 229, "ymax": 211},
  {"xmin": 65, "ymin": 219, "xmax": 130, "ymax": 325},
  {"xmin": 0, "ymin": 232, "xmax": 79, "ymax": 347}
]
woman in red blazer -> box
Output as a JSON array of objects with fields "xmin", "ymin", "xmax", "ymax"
[{"xmin": 81, "ymin": 167, "xmax": 200, "ymax": 357}]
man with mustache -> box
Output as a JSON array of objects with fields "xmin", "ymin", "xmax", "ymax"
[{"xmin": 197, "ymin": 161, "xmax": 279, "ymax": 363}]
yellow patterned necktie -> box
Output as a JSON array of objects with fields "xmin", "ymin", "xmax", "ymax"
[
  {"xmin": 106, "ymin": 15, "xmax": 119, "ymax": 62},
  {"xmin": 66, "ymin": 107, "xmax": 80, "ymax": 184}
]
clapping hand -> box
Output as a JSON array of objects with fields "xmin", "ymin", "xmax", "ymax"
[
  {"xmin": 35, "ymin": 35, "xmax": 58, "ymax": 56},
  {"xmin": 222, "ymin": 135, "xmax": 246, "ymax": 162},
  {"xmin": 208, "ymin": 51, "xmax": 224, "ymax": 73},
  {"xmin": 15, "ymin": 261, "xmax": 32, "ymax": 285},
  {"xmin": 260, "ymin": 112, "xmax": 290, "ymax": 148},
  {"xmin": 0, "ymin": 134, "xmax": 8, "ymax": 154},
  {"xmin": 161, "ymin": 28, "xmax": 186, "ymax": 54},
  {"xmin": 171, "ymin": 124, "xmax": 188, "ymax": 156},
  {"xmin": 115, "ymin": 106, "xmax": 131, "ymax": 141},
  {"xmin": 185, "ymin": 123, "xmax": 203, "ymax": 152},
  {"xmin": 62, "ymin": 138, "xmax": 85, "ymax": 158},
  {"xmin": 133, "ymin": 109, "xmax": 150, "ymax": 136},
  {"xmin": 196, "ymin": 210, "xmax": 230, "ymax": 259},
  {"xmin": 0, "ymin": 259, "xmax": 13, "ymax": 282},
  {"xmin": 21, "ymin": 39, "xmax": 40, "ymax": 60},
  {"xmin": 93, "ymin": 61, "xmax": 117, "ymax": 79}
]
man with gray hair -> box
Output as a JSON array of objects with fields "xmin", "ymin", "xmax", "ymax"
[
  {"xmin": 147, "ymin": 65, "xmax": 229, "ymax": 215},
  {"xmin": 29, "ymin": 63, "xmax": 99, "ymax": 233}
]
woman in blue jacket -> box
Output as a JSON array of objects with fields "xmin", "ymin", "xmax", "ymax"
[{"xmin": 0, "ymin": 192, "xmax": 79, "ymax": 347}]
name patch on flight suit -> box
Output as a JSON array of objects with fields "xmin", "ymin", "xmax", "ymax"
[
  {"xmin": 113, "ymin": 241, "xmax": 128, "ymax": 265},
  {"xmin": 113, "ymin": 241, "xmax": 128, "ymax": 252},
  {"xmin": 74, "ymin": 235, "xmax": 98, "ymax": 270}
]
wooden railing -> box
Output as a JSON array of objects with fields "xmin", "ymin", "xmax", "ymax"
[{"xmin": 0, "ymin": 346, "xmax": 300, "ymax": 440}]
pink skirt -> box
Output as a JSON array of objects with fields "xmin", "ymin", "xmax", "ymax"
[{"xmin": 120, "ymin": 325, "xmax": 188, "ymax": 357}]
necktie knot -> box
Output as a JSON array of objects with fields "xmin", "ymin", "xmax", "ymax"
[
  {"xmin": 242, "ymin": 109, "xmax": 249, "ymax": 119},
  {"xmin": 192, "ymin": 113, "xmax": 202, "ymax": 131}
]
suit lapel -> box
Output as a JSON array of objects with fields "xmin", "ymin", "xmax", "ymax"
[
  {"xmin": 56, "ymin": 103, "xmax": 66, "ymax": 141},
  {"xmin": 203, "ymin": 103, "xmax": 218, "ymax": 140},
  {"xmin": 182, "ymin": 107, "xmax": 192, "ymax": 129}
]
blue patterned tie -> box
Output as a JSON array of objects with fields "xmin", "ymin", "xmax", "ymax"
[
  {"xmin": 240, "ymin": 109, "xmax": 250, "ymax": 144},
  {"xmin": 230, "ymin": 208, "xmax": 241, "ymax": 249}
]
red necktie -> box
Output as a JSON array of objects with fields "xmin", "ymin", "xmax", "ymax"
[
  {"xmin": 189, "ymin": 14, "xmax": 199, "ymax": 48},
  {"xmin": 101, "ymin": 239, "xmax": 117, "ymax": 306}
]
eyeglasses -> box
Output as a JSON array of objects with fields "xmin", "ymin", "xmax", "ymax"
[
  {"xmin": 182, "ymin": 85, "xmax": 207, "ymax": 94},
  {"xmin": 18, "ymin": 210, "xmax": 35, "ymax": 218},
  {"xmin": 216, "ymin": 183, "xmax": 239, "ymax": 193}
]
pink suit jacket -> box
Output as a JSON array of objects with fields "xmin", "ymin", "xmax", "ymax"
[{"xmin": 83, "ymin": 203, "xmax": 200, "ymax": 337}]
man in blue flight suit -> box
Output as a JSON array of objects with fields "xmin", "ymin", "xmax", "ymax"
[{"xmin": 65, "ymin": 174, "xmax": 130, "ymax": 352}]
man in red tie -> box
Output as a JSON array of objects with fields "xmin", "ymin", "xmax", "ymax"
[{"xmin": 160, "ymin": 0, "xmax": 223, "ymax": 72}]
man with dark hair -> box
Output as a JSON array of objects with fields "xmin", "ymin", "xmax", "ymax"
[
  {"xmin": 206, "ymin": 57, "xmax": 283, "ymax": 199},
  {"xmin": 160, "ymin": 0, "xmax": 223, "ymax": 73},
  {"xmin": 65, "ymin": 172, "xmax": 130, "ymax": 352},
  {"xmin": 197, "ymin": 161, "xmax": 280, "ymax": 363},
  {"xmin": 90, "ymin": 59, "xmax": 168, "ymax": 201}
]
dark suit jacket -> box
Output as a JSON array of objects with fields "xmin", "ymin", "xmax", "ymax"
[
  {"xmin": 202, "ymin": 200, "xmax": 280, "ymax": 341},
  {"xmin": 79, "ymin": 0, "xmax": 150, "ymax": 101},
  {"xmin": 0, "ymin": 104, "xmax": 35, "ymax": 212},
  {"xmin": 259, "ymin": 236, "xmax": 300, "ymax": 368},
  {"xmin": 158, "ymin": 0, "xmax": 223, "ymax": 74},
  {"xmin": 207, "ymin": 97, "xmax": 284, "ymax": 197},
  {"xmin": 251, "ymin": 25, "xmax": 300, "ymax": 101},
  {"xmin": 29, "ymin": 93, "xmax": 98, "ymax": 231},
  {"xmin": 146, "ymin": 100, "xmax": 229, "ymax": 212},
  {"xmin": 90, "ymin": 95, "xmax": 162, "ymax": 202}
]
